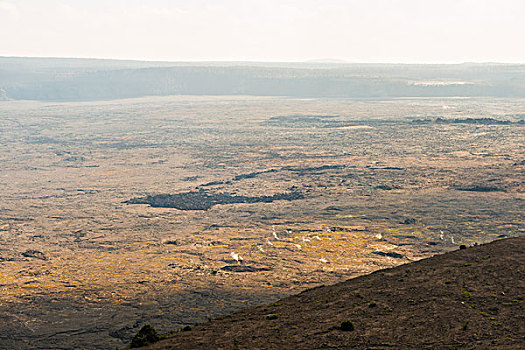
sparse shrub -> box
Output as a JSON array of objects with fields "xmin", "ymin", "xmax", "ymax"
[
  {"xmin": 461, "ymin": 290, "xmax": 472, "ymax": 301},
  {"xmin": 488, "ymin": 307, "xmax": 498, "ymax": 315},
  {"xmin": 500, "ymin": 337, "xmax": 515, "ymax": 342},
  {"xmin": 130, "ymin": 324, "xmax": 167, "ymax": 348},
  {"xmin": 340, "ymin": 320, "xmax": 355, "ymax": 331}
]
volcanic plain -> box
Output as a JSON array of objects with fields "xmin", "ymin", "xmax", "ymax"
[{"xmin": 0, "ymin": 96, "xmax": 523, "ymax": 349}]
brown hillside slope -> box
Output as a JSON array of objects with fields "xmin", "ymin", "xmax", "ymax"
[{"xmin": 147, "ymin": 237, "xmax": 524, "ymax": 349}]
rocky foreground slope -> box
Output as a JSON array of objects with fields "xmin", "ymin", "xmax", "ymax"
[{"xmin": 145, "ymin": 237, "xmax": 524, "ymax": 349}]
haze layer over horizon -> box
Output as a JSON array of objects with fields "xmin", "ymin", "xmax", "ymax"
[{"xmin": 1, "ymin": 0, "xmax": 524, "ymax": 64}]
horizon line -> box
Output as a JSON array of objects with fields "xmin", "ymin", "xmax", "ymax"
[{"xmin": 2, "ymin": 55, "xmax": 525, "ymax": 65}]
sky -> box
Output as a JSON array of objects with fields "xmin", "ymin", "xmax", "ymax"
[{"xmin": 0, "ymin": 0, "xmax": 524, "ymax": 63}]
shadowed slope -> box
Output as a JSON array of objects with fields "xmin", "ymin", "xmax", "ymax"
[{"xmin": 146, "ymin": 237, "xmax": 524, "ymax": 349}]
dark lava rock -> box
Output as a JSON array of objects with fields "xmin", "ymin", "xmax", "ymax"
[
  {"xmin": 400, "ymin": 218, "xmax": 417, "ymax": 224},
  {"xmin": 436, "ymin": 117, "xmax": 513, "ymax": 125},
  {"xmin": 232, "ymin": 169, "xmax": 277, "ymax": 181},
  {"xmin": 330, "ymin": 226, "xmax": 349, "ymax": 232},
  {"xmin": 124, "ymin": 190, "xmax": 304, "ymax": 211},
  {"xmin": 455, "ymin": 185, "xmax": 505, "ymax": 192},
  {"xmin": 325, "ymin": 206, "xmax": 342, "ymax": 211},
  {"xmin": 220, "ymin": 265, "xmax": 272, "ymax": 273},
  {"xmin": 0, "ymin": 256, "xmax": 16, "ymax": 262},
  {"xmin": 21, "ymin": 249, "xmax": 48, "ymax": 260},
  {"xmin": 63, "ymin": 156, "xmax": 86, "ymax": 162},
  {"xmin": 199, "ymin": 180, "xmax": 225, "ymax": 187},
  {"xmin": 372, "ymin": 251, "xmax": 405, "ymax": 259},
  {"xmin": 382, "ymin": 166, "xmax": 404, "ymax": 170}
]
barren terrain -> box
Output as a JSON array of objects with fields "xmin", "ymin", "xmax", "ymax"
[
  {"xmin": 0, "ymin": 96, "xmax": 523, "ymax": 349},
  {"xmin": 148, "ymin": 237, "xmax": 525, "ymax": 350}
]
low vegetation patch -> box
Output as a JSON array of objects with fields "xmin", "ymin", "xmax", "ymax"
[
  {"xmin": 340, "ymin": 320, "xmax": 355, "ymax": 331},
  {"xmin": 461, "ymin": 289, "xmax": 473, "ymax": 301},
  {"xmin": 129, "ymin": 324, "xmax": 167, "ymax": 348}
]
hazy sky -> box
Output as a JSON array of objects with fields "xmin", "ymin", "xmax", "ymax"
[{"xmin": 1, "ymin": 0, "xmax": 524, "ymax": 63}]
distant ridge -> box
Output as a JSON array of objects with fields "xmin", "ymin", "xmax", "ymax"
[
  {"xmin": 1, "ymin": 57, "xmax": 525, "ymax": 101},
  {"xmin": 305, "ymin": 58, "xmax": 348, "ymax": 63},
  {"xmin": 145, "ymin": 237, "xmax": 524, "ymax": 349}
]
